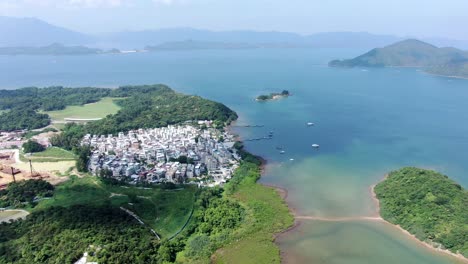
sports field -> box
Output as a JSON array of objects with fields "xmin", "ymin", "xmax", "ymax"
[
  {"xmin": 45, "ymin": 97, "xmax": 122, "ymax": 122},
  {"xmin": 21, "ymin": 147, "xmax": 76, "ymax": 162}
]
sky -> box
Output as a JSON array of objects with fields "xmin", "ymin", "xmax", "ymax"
[{"xmin": 1, "ymin": 0, "xmax": 468, "ymax": 40}]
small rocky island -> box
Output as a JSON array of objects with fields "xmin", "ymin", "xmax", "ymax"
[{"xmin": 256, "ymin": 90, "xmax": 290, "ymax": 101}]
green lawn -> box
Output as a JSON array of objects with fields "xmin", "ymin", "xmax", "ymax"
[
  {"xmin": 21, "ymin": 147, "xmax": 76, "ymax": 162},
  {"xmin": 34, "ymin": 176, "xmax": 197, "ymax": 238},
  {"xmin": 45, "ymin": 97, "xmax": 122, "ymax": 122}
]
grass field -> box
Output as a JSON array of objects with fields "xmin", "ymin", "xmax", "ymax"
[
  {"xmin": 45, "ymin": 97, "xmax": 122, "ymax": 121},
  {"xmin": 21, "ymin": 147, "xmax": 76, "ymax": 162},
  {"xmin": 34, "ymin": 176, "xmax": 197, "ymax": 238},
  {"xmin": 211, "ymin": 164, "xmax": 294, "ymax": 264}
]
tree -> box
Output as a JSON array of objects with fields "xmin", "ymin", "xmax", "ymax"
[
  {"xmin": 75, "ymin": 146, "xmax": 91, "ymax": 172},
  {"xmin": 22, "ymin": 140, "xmax": 45, "ymax": 153}
]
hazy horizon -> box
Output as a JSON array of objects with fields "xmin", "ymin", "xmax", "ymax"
[{"xmin": 1, "ymin": 0, "xmax": 468, "ymax": 41}]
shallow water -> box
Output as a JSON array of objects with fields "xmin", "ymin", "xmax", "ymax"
[{"xmin": 1, "ymin": 49, "xmax": 467, "ymax": 263}]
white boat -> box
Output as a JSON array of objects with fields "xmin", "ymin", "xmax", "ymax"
[
  {"xmin": 312, "ymin": 144, "xmax": 320, "ymax": 148},
  {"xmin": 307, "ymin": 122, "xmax": 314, "ymax": 126},
  {"xmin": 280, "ymin": 150, "xmax": 286, "ymax": 154},
  {"xmin": 290, "ymin": 158, "xmax": 294, "ymax": 161}
]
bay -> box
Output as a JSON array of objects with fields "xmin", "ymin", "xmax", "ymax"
[{"xmin": 1, "ymin": 49, "xmax": 467, "ymax": 263}]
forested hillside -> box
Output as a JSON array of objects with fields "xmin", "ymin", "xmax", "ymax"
[
  {"xmin": 329, "ymin": 39, "xmax": 468, "ymax": 78},
  {"xmin": 375, "ymin": 167, "xmax": 468, "ymax": 257},
  {"xmin": 0, "ymin": 85, "xmax": 237, "ymax": 131},
  {"xmin": 0, "ymin": 147, "xmax": 292, "ymax": 263}
]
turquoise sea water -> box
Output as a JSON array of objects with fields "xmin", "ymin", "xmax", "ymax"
[{"xmin": 1, "ymin": 49, "xmax": 467, "ymax": 263}]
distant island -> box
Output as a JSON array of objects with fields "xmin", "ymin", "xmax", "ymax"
[
  {"xmin": 256, "ymin": 90, "xmax": 290, "ymax": 101},
  {"xmin": 329, "ymin": 39, "xmax": 468, "ymax": 78},
  {"xmin": 374, "ymin": 167, "xmax": 468, "ymax": 259},
  {"xmin": 0, "ymin": 43, "xmax": 120, "ymax": 56},
  {"xmin": 145, "ymin": 40, "xmax": 258, "ymax": 51}
]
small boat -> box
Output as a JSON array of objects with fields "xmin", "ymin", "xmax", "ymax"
[
  {"xmin": 312, "ymin": 144, "xmax": 320, "ymax": 148},
  {"xmin": 280, "ymin": 150, "xmax": 286, "ymax": 154},
  {"xmin": 307, "ymin": 122, "xmax": 315, "ymax": 126},
  {"xmin": 289, "ymin": 158, "xmax": 294, "ymax": 161}
]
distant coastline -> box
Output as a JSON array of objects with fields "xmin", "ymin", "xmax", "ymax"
[{"xmin": 329, "ymin": 39, "xmax": 468, "ymax": 79}]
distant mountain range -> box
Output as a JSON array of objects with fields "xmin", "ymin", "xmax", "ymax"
[
  {"xmin": 329, "ymin": 39, "xmax": 468, "ymax": 78},
  {"xmin": 0, "ymin": 16, "xmax": 93, "ymax": 47},
  {"xmin": 3, "ymin": 16, "xmax": 468, "ymax": 50},
  {"xmin": 145, "ymin": 40, "xmax": 258, "ymax": 51},
  {"xmin": 0, "ymin": 43, "xmax": 116, "ymax": 55}
]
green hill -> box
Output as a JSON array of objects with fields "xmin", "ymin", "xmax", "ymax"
[
  {"xmin": 375, "ymin": 167, "xmax": 468, "ymax": 257},
  {"xmin": 426, "ymin": 59, "xmax": 468, "ymax": 78},
  {"xmin": 329, "ymin": 39, "xmax": 468, "ymax": 78}
]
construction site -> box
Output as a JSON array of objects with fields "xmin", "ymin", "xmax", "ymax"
[{"xmin": 0, "ymin": 151, "xmax": 58, "ymax": 189}]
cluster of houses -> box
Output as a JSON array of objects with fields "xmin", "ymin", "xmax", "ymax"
[
  {"xmin": 0, "ymin": 130, "xmax": 52, "ymax": 150},
  {"xmin": 0, "ymin": 131, "xmax": 25, "ymax": 149},
  {"xmin": 81, "ymin": 124, "xmax": 241, "ymax": 187}
]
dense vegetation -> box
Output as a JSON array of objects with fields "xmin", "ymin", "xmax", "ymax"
[
  {"xmin": 256, "ymin": 90, "xmax": 290, "ymax": 101},
  {"xmin": 0, "ymin": 145, "xmax": 292, "ymax": 263},
  {"xmin": 22, "ymin": 140, "xmax": 45, "ymax": 153},
  {"xmin": 329, "ymin": 39, "xmax": 468, "ymax": 78},
  {"xmin": 0, "ymin": 84, "xmax": 236, "ymax": 132},
  {"xmin": 0, "ymin": 108, "xmax": 50, "ymax": 131},
  {"xmin": 85, "ymin": 85, "xmax": 237, "ymax": 135},
  {"xmin": 0, "ymin": 205, "xmax": 161, "ymax": 264},
  {"xmin": 0, "ymin": 86, "xmax": 110, "ymax": 131},
  {"xmin": 375, "ymin": 167, "xmax": 468, "ymax": 257},
  {"xmin": 0, "ymin": 179, "xmax": 54, "ymax": 208}
]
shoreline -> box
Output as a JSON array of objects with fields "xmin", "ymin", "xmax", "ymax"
[
  {"xmin": 226, "ymin": 120, "xmax": 467, "ymax": 263},
  {"xmin": 424, "ymin": 71, "xmax": 468, "ymax": 80},
  {"xmin": 269, "ymin": 169, "xmax": 468, "ymax": 263},
  {"xmin": 371, "ymin": 179, "xmax": 468, "ymax": 263}
]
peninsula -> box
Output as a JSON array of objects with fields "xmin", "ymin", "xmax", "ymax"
[
  {"xmin": 374, "ymin": 167, "xmax": 468, "ymax": 259},
  {"xmin": 329, "ymin": 39, "xmax": 468, "ymax": 78},
  {"xmin": 256, "ymin": 90, "xmax": 290, "ymax": 101},
  {"xmin": 0, "ymin": 84, "xmax": 293, "ymax": 264}
]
